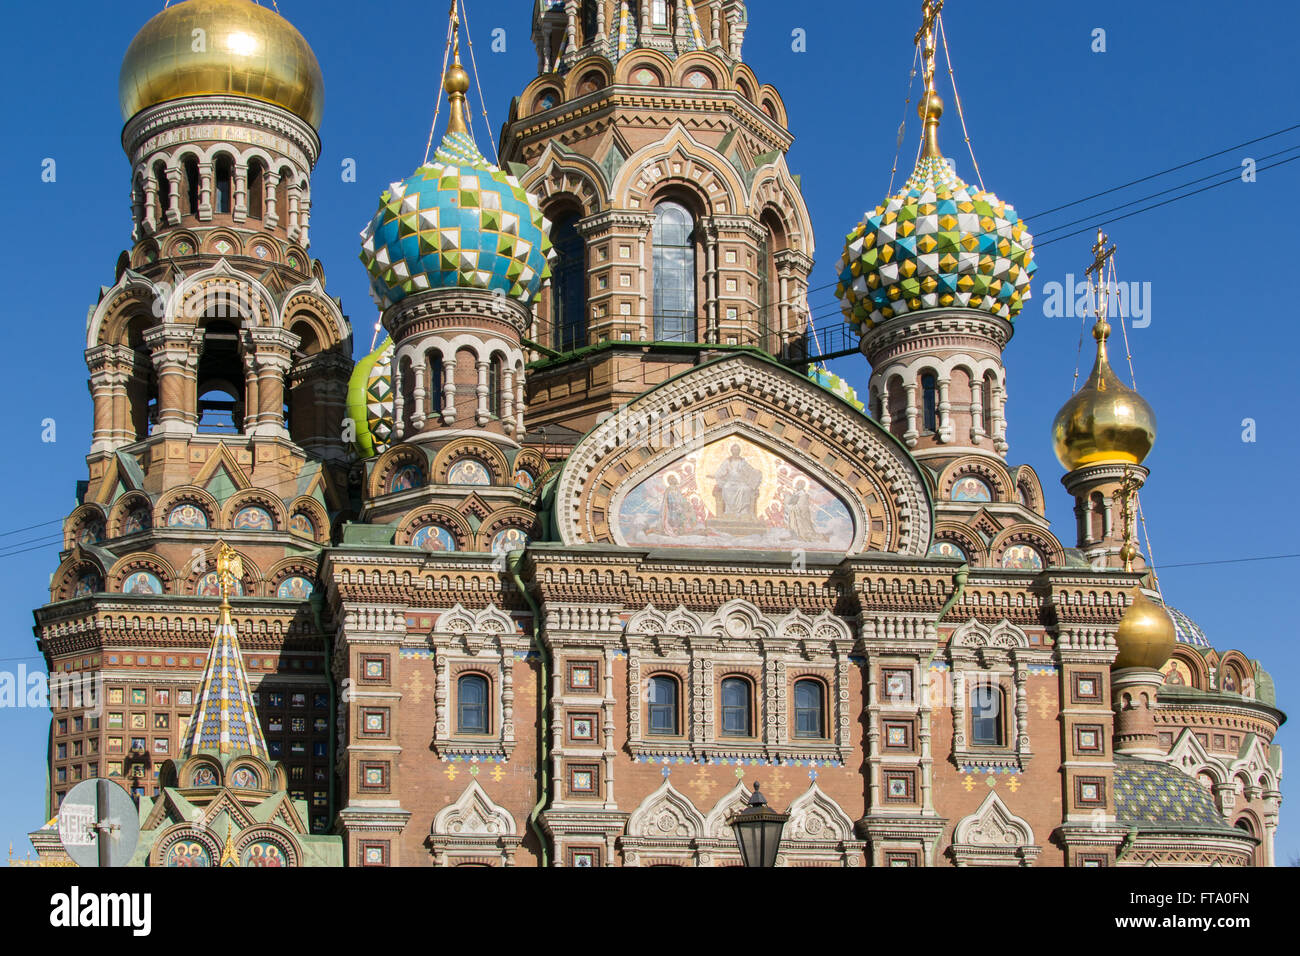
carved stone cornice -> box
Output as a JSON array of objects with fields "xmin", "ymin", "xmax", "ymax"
[
  {"xmin": 383, "ymin": 288, "xmax": 532, "ymax": 341},
  {"xmin": 123, "ymin": 95, "xmax": 320, "ymax": 169}
]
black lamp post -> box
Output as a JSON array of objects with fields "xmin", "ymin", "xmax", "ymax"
[{"xmin": 728, "ymin": 782, "xmax": 788, "ymax": 867}]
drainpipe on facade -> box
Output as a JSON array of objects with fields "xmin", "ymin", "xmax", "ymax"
[
  {"xmin": 508, "ymin": 549, "xmax": 551, "ymax": 866},
  {"xmin": 309, "ymin": 590, "xmax": 335, "ymax": 839},
  {"xmin": 937, "ymin": 563, "xmax": 970, "ymax": 621}
]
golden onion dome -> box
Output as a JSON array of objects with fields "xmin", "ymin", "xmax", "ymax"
[
  {"xmin": 1113, "ymin": 588, "xmax": 1178, "ymax": 670},
  {"xmin": 1052, "ymin": 318, "xmax": 1156, "ymax": 471},
  {"xmin": 119, "ymin": 0, "xmax": 323, "ymax": 129}
]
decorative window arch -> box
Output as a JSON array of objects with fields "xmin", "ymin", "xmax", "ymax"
[
  {"xmin": 652, "ymin": 200, "xmax": 697, "ymax": 342},
  {"xmin": 947, "ymin": 618, "xmax": 1038, "ymax": 771},
  {"xmin": 950, "ymin": 792, "xmax": 1041, "ymax": 866}
]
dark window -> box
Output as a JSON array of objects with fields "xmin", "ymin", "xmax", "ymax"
[
  {"xmin": 248, "ymin": 161, "xmax": 264, "ymax": 219},
  {"xmin": 982, "ymin": 373, "xmax": 994, "ymax": 432},
  {"xmin": 793, "ymin": 679, "xmax": 824, "ymax": 738},
  {"xmin": 215, "ymin": 155, "xmax": 233, "ymax": 214},
  {"xmin": 581, "ymin": 0, "xmax": 599, "ymax": 42},
  {"xmin": 648, "ymin": 675, "xmax": 678, "ymax": 735},
  {"xmin": 922, "ymin": 372, "xmax": 938, "ymax": 432},
  {"xmin": 183, "ymin": 156, "xmax": 200, "ymax": 215},
  {"xmin": 551, "ymin": 213, "xmax": 587, "ymax": 351},
  {"xmin": 720, "ymin": 677, "xmax": 751, "ymax": 737},
  {"xmin": 429, "ymin": 352, "xmax": 444, "ymax": 415},
  {"xmin": 457, "ymin": 674, "xmax": 489, "ymax": 735},
  {"xmin": 971, "ymin": 683, "xmax": 1003, "ymax": 746},
  {"xmin": 154, "ymin": 162, "xmax": 171, "ymax": 221},
  {"xmin": 653, "ymin": 201, "xmax": 696, "ymax": 342},
  {"xmin": 488, "ymin": 355, "xmax": 504, "ymax": 419}
]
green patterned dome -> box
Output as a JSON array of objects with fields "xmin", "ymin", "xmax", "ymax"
[
  {"xmin": 359, "ymin": 130, "xmax": 552, "ymax": 311},
  {"xmin": 835, "ymin": 152, "xmax": 1036, "ymax": 330},
  {"xmin": 346, "ymin": 335, "xmax": 394, "ymax": 459}
]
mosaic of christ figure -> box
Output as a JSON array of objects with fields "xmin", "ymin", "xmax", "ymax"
[{"xmin": 710, "ymin": 444, "xmax": 762, "ymax": 519}]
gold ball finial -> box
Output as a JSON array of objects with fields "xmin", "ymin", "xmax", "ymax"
[
  {"xmin": 444, "ymin": 62, "xmax": 470, "ymax": 96},
  {"xmin": 1113, "ymin": 589, "xmax": 1177, "ymax": 670},
  {"xmin": 918, "ymin": 91, "xmax": 945, "ymax": 122},
  {"xmin": 1093, "ymin": 318, "xmax": 1111, "ymax": 342}
]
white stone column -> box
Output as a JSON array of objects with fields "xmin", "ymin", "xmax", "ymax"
[
  {"xmin": 198, "ymin": 162, "xmax": 214, "ymax": 220},
  {"xmin": 411, "ymin": 360, "xmax": 427, "ymax": 431},
  {"xmin": 142, "ymin": 176, "xmax": 159, "ymax": 234},
  {"xmin": 475, "ymin": 360, "xmax": 490, "ymax": 426},
  {"xmin": 299, "ymin": 190, "xmax": 312, "ymax": 248},
  {"xmin": 165, "ymin": 168, "xmax": 182, "ymax": 225},
  {"xmin": 903, "ymin": 382, "xmax": 919, "ymax": 448},
  {"xmin": 233, "ymin": 163, "xmax": 248, "ymax": 222},
  {"xmin": 502, "ymin": 368, "xmax": 516, "ymax": 435},
  {"xmin": 441, "ymin": 359, "xmax": 457, "ymax": 424},
  {"xmin": 937, "ymin": 377, "xmax": 952, "ymax": 443},
  {"xmin": 564, "ymin": 0, "xmax": 578, "ymax": 53},
  {"xmin": 515, "ymin": 375, "xmax": 525, "ymax": 435},
  {"xmin": 265, "ymin": 169, "xmax": 280, "ymax": 228},
  {"xmin": 704, "ymin": 229, "xmax": 718, "ymax": 344}
]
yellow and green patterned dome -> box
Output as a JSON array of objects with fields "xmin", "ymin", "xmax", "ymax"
[
  {"xmin": 346, "ymin": 335, "xmax": 394, "ymax": 459},
  {"xmin": 835, "ymin": 97, "xmax": 1035, "ymax": 330},
  {"xmin": 359, "ymin": 49, "xmax": 551, "ymax": 311}
]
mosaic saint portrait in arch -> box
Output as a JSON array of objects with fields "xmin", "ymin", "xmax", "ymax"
[{"xmin": 616, "ymin": 436, "xmax": 854, "ymax": 551}]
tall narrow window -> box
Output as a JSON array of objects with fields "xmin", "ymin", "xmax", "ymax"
[
  {"xmin": 153, "ymin": 162, "xmax": 171, "ymax": 222},
  {"xmin": 551, "ymin": 213, "xmax": 586, "ymax": 351},
  {"xmin": 429, "ymin": 352, "xmax": 444, "ymax": 415},
  {"xmin": 793, "ymin": 680, "xmax": 825, "ymax": 738},
  {"xmin": 648, "ymin": 675, "xmax": 679, "ymax": 736},
  {"xmin": 581, "ymin": 0, "xmax": 599, "ymax": 41},
  {"xmin": 247, "ymin": 161, "xmax": 264, "ymax": 219},
  {"xmin": 982, "ymin": 372, "xmax": 994, "ymax": 434},
  {"xmin": 183, "ymin": 156, "xmax": 200, "ymax": 216},
  {"xmin": 720, "ymin": 677, "xmax": 752, "ymax": 737},
  {"xmin": 457, "ymin": 674, "xmax": 489, "ymax": 735},
  {"xmin": 651, "ymin": 0, "xmax": 669, "ymax": 27},
  {"xmin": 922, "ymin": 372, "xmax": 938, "ymax": 432},
  {"xmin": 215, "ymin": 155, "xmax": 233, "ymax": 214},
  {"xmin": 756, "ymin": 229, "xmax": 771, "ymax": 350},
  {"xmin": 971, "ymin": 683, "xmax": 1003, "ymax": 746},
  {"xmin": 653, "ymin": 201, "xmax": 696, "ymax": 342},
  {"xmin": 488, "ymin": 355, "xmax": 503, "ymax": 419}
]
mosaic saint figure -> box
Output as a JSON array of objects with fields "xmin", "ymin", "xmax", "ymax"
[
  {"xmin": 659, "ymin": 474, "xmax": 698, "ymax": 536},
  {"xmin": 784, "ymin": 479, "xmax": 817, "ymax": 540},
  {"xmin": 711, "ymin": 444, "xmax": 761, "ymax": 519}
]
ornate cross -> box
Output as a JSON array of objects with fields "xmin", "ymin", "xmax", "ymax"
[
  {"xmin": 1085, "ymin": 227, "xmax": 1117, "ymax": 323},
  {"xmin": 914, "ymin": 0, "xmax": 945, "ymax": 99},
  {"xmin": 1113, "ymin": 466, "xmax": 1142, "ymax": 573}
]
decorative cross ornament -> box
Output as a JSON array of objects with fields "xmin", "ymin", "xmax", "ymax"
[
  {"xmin": 1085, "ymin": 227, "xmax": 1118, "ymax": 324},
  {"xmin": 914, "ymin": 0, "xmax": 945, "ymax": 97},
  {"xmin": 1114, "ymin": 466, "xmax": 1142, "ymax": 573}
]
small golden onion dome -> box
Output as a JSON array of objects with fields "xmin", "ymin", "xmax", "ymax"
[
  {"xmin": 1052, "ymin": 319, "xmax": 1157, "ymax": 471},
  {"xmin": 119, "ymin": 0, "xmax": 324, "ymax": 129},
  {"xmin": 1113, "ymin": 588, "xmax": 1177, "ymax": 670}
]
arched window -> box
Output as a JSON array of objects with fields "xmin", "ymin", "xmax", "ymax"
[
  {"xmin": 922, "ymin": 372, "xmax": 938, "ymax": 432},
  {"xmin": 398, "ymin": 355, "xmax": 416, "ymax": 433},
  {"xmin": 196, "ymin": 320, "xmax": 245, "ymax": 433},
  {"xmin": 982, "ymin": 372, "xmax": 995, "ymax": 434},
  {"xmin": 488, "ymin": 354, "xmax": 504, "ymax": 419},
  {"xmin": 214, "ymin": 155, "xmax": 233, "ymax": 214},
  {"xmin": 1089, "ymin": 491, "xmax": 1106, "ymax": 542},
  {"xmin": 551, "ymin": 212, "xmax": 587, "ymax": 352},
  {"xmin": 247, "ymin": 160, "xmax": 265, "ymax": 219},
  {"xmin": 457, "ymin": 674, "xmax": 489, "ymax": 735},
  {"xmin": 647, "ymin": 675, "xmax": 679, "ymax": 736},
  {"xmin": 183, "ymin": 156, "xmax": 201, "ymax": 216},
  {"xmin": 793, "ymin": 679, "xmax": 825, "ymax": 739},
  {"xmin": 653, "ymin": 201, "xmax": 696, "ymax": 342},
  {"xmin": 429, "ymin": 351, "xmax": 444, "ymax": 416},
  {"xmin": 970, "ymin": 682, "xmax": 1003, "ymax": 746},
  {"xmin": 720, "ymin": 677, "xmax": 752, "ymax": 737},
  {"xmin": 153, "ymin": 162, "xmax": 172, "ymax": 222}
]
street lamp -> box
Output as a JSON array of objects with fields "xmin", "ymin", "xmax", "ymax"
[{"xmin": 728, "ymin": 782, "xmax": 788, "ymax": 867}]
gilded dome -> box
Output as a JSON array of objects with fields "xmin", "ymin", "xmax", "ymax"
[
  {"xmin": 119, "ymin": 0, "xmax": 324, "ymax": 128},
  {"xmin": 1052, "ymin": 319, "xmax": 1156, "ymax": 471},
  {"xmin": 1113, "ymin": 588, "xmax": 1177, "ymax": 670},
  {"xmin": 835, "ymin": 96, "xmax": 1036, "ymax": 330}
]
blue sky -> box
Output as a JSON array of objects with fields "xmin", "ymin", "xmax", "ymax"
[{"xmin": 0, "ymin": 0, "xmax": 1294, "ymax": 863}]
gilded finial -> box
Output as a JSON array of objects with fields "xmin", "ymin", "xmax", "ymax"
[
  {"xmin": 444, "ymin": 0, "xmax": 471, "ymax": 136},
  {"xmin": 1114, "ymin": 465, "xmax": 1142, "ymax": 573},
  {"xmin": 215, "ymin": 540, "xmax": 243, "ymax": 619},
  {"xmin": 914, "ymin": 0, "xmax": 946, "ymax": 157}
]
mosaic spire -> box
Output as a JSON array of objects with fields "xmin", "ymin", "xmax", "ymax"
[{"xmin": 179, "ymin": 542, "xmax": 269, "ymax": 760}]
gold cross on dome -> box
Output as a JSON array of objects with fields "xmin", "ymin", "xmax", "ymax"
[
  {"xmin": 215, "ymin": 540, "xmax": 243, "ymax": 607},
  {"xmin": 914, "ymin": 1, "xmax": 945, "ymax": 96},
  {"xmin": 1085, "ymin": 227, "xmax": 1116, "ymax": 280}
]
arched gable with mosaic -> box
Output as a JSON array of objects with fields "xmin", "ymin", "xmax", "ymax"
[{"xmin": 555, "ymin": 353, "xmax": 933, "ymax": 555}]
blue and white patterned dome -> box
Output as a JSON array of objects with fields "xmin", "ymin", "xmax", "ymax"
[
  {"xmin": 359, "ymin": 130, "xmax": 552, "ymax": 311},
  {"xmin": 1165, "ymin": 606, "xmax": 1211, "ymax": 648}
]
